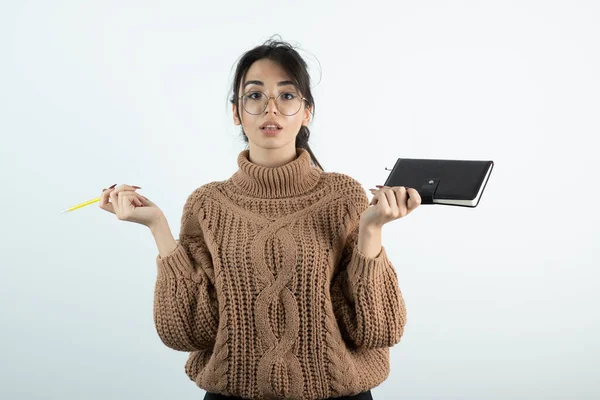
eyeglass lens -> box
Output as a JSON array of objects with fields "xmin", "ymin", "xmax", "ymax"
[{"xmin": 242, "ymin": 92, "xmax": 303, "ymax": 116}]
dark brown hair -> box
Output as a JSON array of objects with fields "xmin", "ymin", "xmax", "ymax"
[{"xmin": 229, "ymin": 36, "xmax": 323, "ymax": 171}]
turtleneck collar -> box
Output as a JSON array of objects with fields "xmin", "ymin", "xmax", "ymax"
[{"xmin": 231, "ymin": 147, "xmax": 322, "ymax": 198}]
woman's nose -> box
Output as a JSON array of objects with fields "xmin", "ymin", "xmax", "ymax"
[{"xmin": 265, "ymin": 97, "xmax": 278, "ymax": 113}]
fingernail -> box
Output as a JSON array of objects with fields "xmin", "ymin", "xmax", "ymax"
[
  {"xmin": 376, "ymin": 185, "xmax": 383, "ymax": 188},
  {"xmin": 109, "ymin": 184, "xmax": 117, "ymax": 189},
  {"xmin": 132, "ymin": 186, "xmax": 141, "ymax": 189},
  {"xmin": 102, "ymin": 188, "xmax": 107, "ymax": 192}
]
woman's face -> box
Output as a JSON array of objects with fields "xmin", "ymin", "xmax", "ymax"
[{"xmin": 233, "ymin": 58, "xmax": 311, "ymax": 151}]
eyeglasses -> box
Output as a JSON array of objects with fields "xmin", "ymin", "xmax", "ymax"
[{"xmin": 238, "ymin": 90, "xmax": 308, "ymax": 116}]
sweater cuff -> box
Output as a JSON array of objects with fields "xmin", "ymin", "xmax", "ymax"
[
  {"xmin": 156, "ymin": 242, "xmax": 196, "ymax": 281},
  {"xmin": 346, "ymin": 245, "xmax": 391, "ymax": 286}
]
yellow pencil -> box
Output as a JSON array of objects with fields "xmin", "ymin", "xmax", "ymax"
[{"xmin": 60, "ymin": 197, "xmax": 101, "ymax": 214}]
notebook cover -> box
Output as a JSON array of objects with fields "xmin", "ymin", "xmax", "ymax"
[{"xmin": 383, "ymin": 158, "xmax": 494, "ymax": 207}]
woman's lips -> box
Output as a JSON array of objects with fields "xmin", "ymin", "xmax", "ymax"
[{"xmin": 261, "ymin": 127, "xmax": 282, "ymax": 136}]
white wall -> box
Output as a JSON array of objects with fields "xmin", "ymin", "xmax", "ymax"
[{"xmin": 1, "ymin": 1, "xmax": 598, "ymax": 399}]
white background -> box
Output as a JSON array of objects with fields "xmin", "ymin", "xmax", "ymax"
[{"xmin": 1, "ymin": 1, "xmax": 599, "ymax": 399}]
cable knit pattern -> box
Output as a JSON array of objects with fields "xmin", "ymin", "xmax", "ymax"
[{"xmin": 153, "ymin": 148, "xmax": 406, "ymax": 400}]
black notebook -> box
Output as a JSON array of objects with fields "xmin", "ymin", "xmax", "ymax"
[{"xmin": 383, "ymin": 157, "xmax": 494, "ymax": 207}]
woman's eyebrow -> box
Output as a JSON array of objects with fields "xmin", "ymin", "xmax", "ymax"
[{"xmin": 243, "ymin": 80, "xmax": 297, "ymax": 89}]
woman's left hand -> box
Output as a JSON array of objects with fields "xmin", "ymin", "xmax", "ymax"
[{"xmin": 360, "ymin": 185, "xmax": 422, "ymax": 229}]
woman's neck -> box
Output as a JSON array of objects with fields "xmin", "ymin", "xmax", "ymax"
[{"xmin": 247, "ymin": 142, "xmax": 299, "ymax": 168}]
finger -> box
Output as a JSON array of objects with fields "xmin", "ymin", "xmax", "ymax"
[
  {"xmin": 119, "ymin": 190, "xmax": 126, "ymax": 217},
  {"xmin": 120, "ymin": 190, "xmax": 136, "ymax": 216},
  {"xmin": 381, "ymin": 188, "xmax": 397, "ymax": 216},
  {"xmin": 392, "ymin": 186, "xmax": 407, "ymax": 216},
  {"xmin": 111, "ymin": 184, "xmax": 142, "ymax": 196},
  {"xmin": 130, "ymin": 192, "xmax": 145, "ymax": 207},
  {"xmin": 406, "ymin": 187, "xmax": 421, "ymax": 211},
  {"xmin": 369, "ymin": 189, "xmax": 378, "ymax": 206},
  {"xmin": 125, "ymin": 191, "xmax": 151, "ymax": 207},
  {"xmin": 112, "ymin": 185, "xmax": 142, "ymax": 209},
  {"xmin": 118, "ymin": 191, "xmax": 140, "ymax": 219},
  {"xmin": 378, "ymin": 188, "xmax": 392, "ymax": 213},
  {"xmin": 369, "ymin": 188, "xmax": 384, "ymax": 206},
  {"xmin": 118, "ymin": 192, "xmax": 140, "ymax": 215},
  {"xmin": 123, "ymin": 191, "xmax": 147, "ymax": 208},
  {"xmin": 109, "ymin": 188, "xmax": 120, "ymax": 215},
  {"xmin": 133, "ymin": 195, "xmax": 143, "ymax": 207},
  {"xmin": 99, "ymin": 187, "xmax": 115, "ymax": 214}
]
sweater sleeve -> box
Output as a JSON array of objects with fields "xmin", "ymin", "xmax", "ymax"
[
  {"xmin": 153, "ymin": 189, "xmax": 219, "ymax": 352},
  {"xmin": 330, "ymin": 185, "xmax": 407, "ymax": 349}
]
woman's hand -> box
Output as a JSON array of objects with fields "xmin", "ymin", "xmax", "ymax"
[
  {"xmin": 360, "ymin": 185, "xmax": 422, "ymax": 229},
  {"xmin": 99, "ymin": 184, "xmax": 164, "ymax": 228}
]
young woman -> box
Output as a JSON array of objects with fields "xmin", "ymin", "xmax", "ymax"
[{"xmin": 99, "ymin": 38, "xmax": 421, "ymax": 400}]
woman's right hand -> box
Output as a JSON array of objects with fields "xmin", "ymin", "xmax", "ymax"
[{"xmin": 99, "ymin": 184, "xmax": 164, "ymax": 229}]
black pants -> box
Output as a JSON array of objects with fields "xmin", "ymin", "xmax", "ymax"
[{"xmin": 204, "ymin": 390, "xmax": 373, "ymax": 400}]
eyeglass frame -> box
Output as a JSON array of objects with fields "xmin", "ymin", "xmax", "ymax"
[{"xmin": 237, "ymin": 90, "xmax": 310, "ymax": 116}]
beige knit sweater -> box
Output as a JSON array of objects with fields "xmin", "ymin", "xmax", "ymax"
[{"xmin": 153, "ymin": 148, "xmax": 406, "ymax": 400}]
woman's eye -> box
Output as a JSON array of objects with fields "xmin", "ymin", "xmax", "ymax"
[
  {"xmin": 247, "ymin": 92, "xmax": 262, "ymax": 100},
  {"xmin": 281, "ymin": 93, "xmax": 296, "ymax": 100}
]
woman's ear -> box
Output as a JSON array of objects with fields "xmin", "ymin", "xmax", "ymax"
[
  {"xmin": 302, "ymin": 104, "xmax": 312, "ymax": 127},
  {"xmin": 232, "ymin": 104, "xmax": 241, "ymax": 125}
]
